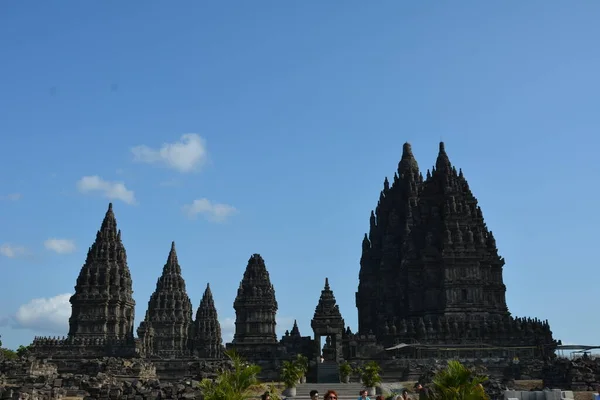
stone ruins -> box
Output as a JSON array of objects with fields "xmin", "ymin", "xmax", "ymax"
[{"xmin": 3, "ymin": 142, "xmax": 571, "ymax": 395}]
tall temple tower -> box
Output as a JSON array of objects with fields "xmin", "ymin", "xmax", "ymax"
[
  {"xmin": 356, "ymin": 143, "xmax": 421, "ymax": 336},
  {"xmin": 229, "ymin": 254, "xmax": 280, "ymax": 360},
  {"xmin": 68, "ymin": 203, "xmax": 136, "ymax": 341},
  {"xmin": 192, "ymin": 283, "xmax": 224, "ymax": 358},
  {"xmin": 137, "ymin": 242, "xmax": 194, "ymax": 357},
  {"xmin": 404, "ymin": 143, "xmax": 508, "ymax": 319},
  {"xmin": 356, "ymin": 143, "xmax": 523, "ymax": 343}
]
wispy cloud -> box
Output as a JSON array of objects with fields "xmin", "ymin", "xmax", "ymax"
[
  {"xmin": 76, "ymin": 176, "xmax": 137, "ymax": 205},
  {"xmin": 44, "ymin": 239, "xmax": 76, "ymax": 254},
  {"xmin": 132, "ymin": 133, "xmax": 209, "ymax": 173},
  {"xmin": 0, "ymin": 243, "xmax": 28, "ymax": 258},
  {"xmin": 182, "ymin": 198, "xmax": 237, "ymax": 223},
  {"xmin": 0, "ymin": 293, "xmax": 72, "ymax": 334}
]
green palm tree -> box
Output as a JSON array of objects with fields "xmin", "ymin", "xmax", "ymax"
[
  {"xmin": 430, "ymin": 361, "xmax": 489, "ymax": 400},
  {"xmin": 199, "ymin": 350, "xmax": 263, "ymax": 400}
]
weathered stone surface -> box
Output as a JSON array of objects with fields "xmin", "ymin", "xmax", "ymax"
[
  {"xmin": 355, "ymin": 142, "xmax": 557, "ymax": 358},
  {"xmin": 543, "ymin": 356, "xmax": 600, "ymax": 391},
  {"xmin": 0, "ymin": 357, "xmax": 229, "ymax": 399},
  {"xmin": 227, "ymin": 254, "xmax": 283, "ymax": 363},
  {"xmin": 232, "ymin": 254, "xmax": 278, "ymax": 345},
  {"xmin": 192, "ymin": 283, "xmax": 224, "ymax": 358},
  {"xmin": 137, "ymin": 242, "xmax": 194, "ymax": 358},
  {"xmin": 30, "ymin": 203, "xmax": 137, "ymax": 359},
  {"xmin": 312, "ymin": 278, "xmax": 344, "ymax": 366},
  {"xmin": 70, "ymin": 203, "xmax": 136, "ymax": 341},
  {"xmin": 16, "ymin": 143, "xmax": 563, "ymax": 389}
]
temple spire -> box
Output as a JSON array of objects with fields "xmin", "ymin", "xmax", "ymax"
[
  {"xmin": 164, "ymin": 241, "xmax": 181, "ymax": 275},
  {"xmin": 69, "ymin": 203, "xmax": 135, "ymax": 342},
  {"xmin": 137, "ymin": 242, "xmax": 193, "ymax": 357},
  {"xmin": 290, "ymin": 319, "xmax": 300, "ymax": 336},
  {"xmin": 99, "ymin": 202, "xmax": 117, "ymax": 236},
  {"xmin": 435, "ymin": 141, "xmax": 451, "ymax": 172},
  {"xmin": 232, "ymin": 253, "xmax": 278, "ymax": 345},
  {"xmin": 193, "ymin": 282, "xmax": 223, "ymax": 358},
  {"xmin": 314, "ymin": 278, "xmax": 342, "ymax": 320},
  {"xmin": 398, "ymin": 142, "xmax": 419, "ymax": 177}
]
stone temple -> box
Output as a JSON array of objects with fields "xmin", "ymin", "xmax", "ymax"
[{"xmin": 29, "ymin": 142, "xmax": 558, "ymax": 382}]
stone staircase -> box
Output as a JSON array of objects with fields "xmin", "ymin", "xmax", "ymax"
[
  {"xmin": 294, "ymin": 383, "xmax": 365, "ymax": 399},
  {"xmin": 317, "ymin": 362, "xmax": 340, "ymax": 383}
]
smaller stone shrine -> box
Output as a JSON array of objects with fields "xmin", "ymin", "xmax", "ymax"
[
  {"xmin": 311, "ymin": 278, "xmax": 345, "ymax": 383},
  {"xmin": 137, "ymin": 242, "xmax": 194, "ymax": 358},
  {"xmin": 192, "ymin": 283, "xmax": 224, "ymax": 358},
  {"xmin": 226, "ymin": 254, "xmax": 283, "ymax": 361}
]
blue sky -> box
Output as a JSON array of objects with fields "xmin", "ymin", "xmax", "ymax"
[{"xmin": 1, "ymin": 1, "xmax": 599, "ymax": 351}]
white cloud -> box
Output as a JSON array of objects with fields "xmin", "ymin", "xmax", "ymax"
[
  {"xmin": 131, "ymin": 133, "xmax": 208, "ymax": 173},
  {"xmin": 0, "ymin": 243, "xmax": 27, "ymax": 258},
  {"xmin": 0, "ymin": 193, "xmax": 22, "ymax": 201},
  {"xmin": 221, "ymin": 317, "xmax": 236, "ymax": 343},
  {"xmin": 12, "ymin": 293, "xmax": 72, "ymax": 334},
  {"xmin": 182, "ymin": 198, "xmax": 237, "ymax": 223},
  {"xmin": 44, "ymin": 238, "xmax": 76, "ymax": 254},
  {"xmin": 76, "ymin": 176, "xmax": 137, "ymax": 205},
  {"xmin": 220, "ymin": 316, "xmax": 296, "ymax": 343}
]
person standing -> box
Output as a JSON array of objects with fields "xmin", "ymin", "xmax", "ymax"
[{"xmin": 358, "ymin": 389, "xmax": 371, "ymax": 400}]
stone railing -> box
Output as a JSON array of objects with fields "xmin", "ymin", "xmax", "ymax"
[{"xmin": 30, "ymin": 336, "xmax": 138, "ymax": 359}]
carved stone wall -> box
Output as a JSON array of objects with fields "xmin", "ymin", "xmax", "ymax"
[
  {"xmin": 355, "ymin": 142, "xmax": 557, "ymax": 355},
  {"xmin": 137, "ymin": 242, "xmax": 194, "ymax": 358}
]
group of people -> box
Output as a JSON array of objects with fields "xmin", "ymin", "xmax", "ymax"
[{"xmin": 261, "ymin": 386, "xmax": 427, "ymax": 400}]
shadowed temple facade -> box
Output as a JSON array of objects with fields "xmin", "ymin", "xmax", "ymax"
[{"xmin": 29, "ymin": 142, "xmax": 558, "ymax": 381}]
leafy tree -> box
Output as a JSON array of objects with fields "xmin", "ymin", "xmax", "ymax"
[
  {"xmin": 293, "ymin": 354, "xmax": 308, "ymax": 379},
  {"xmin": 198, "ymin": 350, "xmax": 263, "ymax": 400},
  {"xmin": 358, "ymin": 361, "xmax": 382, "ymax": 388},
  {"xmin": 0, "ymin": 334, "xmax": 17, "ymax": 360},
  {"xmin": 16, "ymin": 345, "xmax": 30, "ymax": 358},
  {"xmin": 280, "ymin": 360, "xmax": 302, "ymax": 388},
  {"xmin": 339, "ymin": 361, "xmax": 353, "ymax": 378},
  {"xmin": 430, "ymin": 361, "xmax": 489, "ymax": 400},
  {"xmin": 1, "ymin": 348, "xmax": 17, "ymax": 360}
]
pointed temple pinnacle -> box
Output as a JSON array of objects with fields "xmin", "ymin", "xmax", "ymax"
[
  {"xmin": 435, "ymin": 141, "xmax": 451, "ymax": 171},
  {"xmin": 290, "ymin": 319, "xmax": 300, "ymax": 336},
  {"xmin": 100, "ymin": 202, "xmax": 118, "ymax": 235},
  {"xmin": 203, "ymin": 282, "xmax": 213, "ymax": 298},
  {"xmin": 163, "ymin": 242, "xmax": 181, "ymax": 275},
  {"xmin": 168, "ymin": 241, "xmax": 178, "ymax": 261},
  {"xmin": 398, "ymin": 142, "xmax": 419, "ymax": 175},
  {"xmin": 325, "ymin": 277, "xmax": 330, "ymax": 290}
]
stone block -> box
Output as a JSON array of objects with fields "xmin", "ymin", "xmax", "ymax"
[
  {"xmin": 545, "ymin": 390, "xmax": 562, "ymax": 400},
  {"xmin": 521, "ymin": 391, "xmax": 532, "ymax": 400},
  {"xmin": 505, "ymin": 390, "xmax": 521, "ymax": 400},
  {"xmin": 561, "ymin": 391, "xmax": 574, "ymax": 399},
  {"xmin": 535, "ymin": 391, "xmax": 546, "ymax": 400}
]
